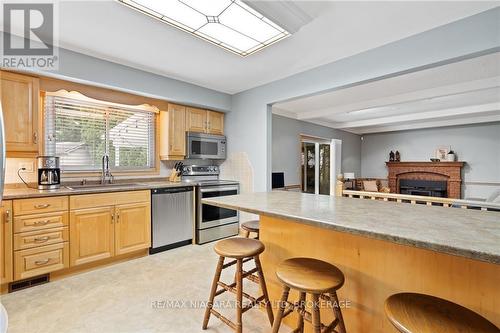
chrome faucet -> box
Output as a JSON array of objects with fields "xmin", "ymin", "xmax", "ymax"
[{"xmin": 101, "ymin": 154, "xmax": 114, "ymax": 184}]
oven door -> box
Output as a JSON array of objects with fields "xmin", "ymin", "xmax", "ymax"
[
  {"xmin": 187, "ymin": 133, "xmax": 226, "ymax": 160},
  {"xmin": 197, "ymin": 186, "xmax": 239, "ymax": 229}
]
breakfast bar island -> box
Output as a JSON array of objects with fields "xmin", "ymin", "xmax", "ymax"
[{"xmin": 202, "ymin": 191, "xmax": 500, "ymax": 332}]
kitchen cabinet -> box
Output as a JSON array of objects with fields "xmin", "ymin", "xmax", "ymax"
[
  {"xmin": 186, "ymin": 107, "xmax": 224, "ymax": 135},
  {"xmin": 69, "ymin": 191, "xmax": 151, "ymax": 267},
  {"xmin": 1, "ymin": 201, "xmax": 13, "ymax": 284},
  {"xmin": 70, "ymin": 206, "xmax": 115, "ymax": 266},
  {"xmin": 0, "ymin": 71, "xmax": 40, "ymax": 156},
  {"xmin": 114, "ymin": 202, "xmax": 151, "ymax": 255},
  {"xmin": 207, "ymin": 111, "xmax": 224, "ymax": 135},
  {"xmin": 160, "ymin": 103, "xmax": 186, "ymax": 160},
  {"xmin": 186, "ymin": 107, "xmax": 207, "ymax": 133},
  {"xmin": 12, "ymin": 196, "xmax": 69, "ymax": 280}
]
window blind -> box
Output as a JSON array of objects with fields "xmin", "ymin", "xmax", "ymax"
[{"xmin": 44, "ymin": 94, "xmax": 156, "ymax": 171}]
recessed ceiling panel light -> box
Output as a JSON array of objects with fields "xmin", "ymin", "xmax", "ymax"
[{"xmin": 118, "ymin": 0, "xmax": 290, "ymax": 56}]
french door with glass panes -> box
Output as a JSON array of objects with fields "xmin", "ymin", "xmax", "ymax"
[{"xmin": 301, "ymin": 139, "xmax": 331, "ymax": 195}]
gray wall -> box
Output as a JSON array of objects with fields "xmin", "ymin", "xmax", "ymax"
[
  {"xmin": 227, "ymin": 7, "xmax": 500, "ymax": 191},
  {"xmin": 361, "ymin": 122, "xmax": 500, "ymax": 199},
  {"xmin": 272, "ymin": 115, "xmax": 361, "ymax": 186}
]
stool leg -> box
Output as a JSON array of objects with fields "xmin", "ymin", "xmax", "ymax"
[
  {"xmin": 243, "ymin": 229, "xmax": 250, "ymax": 238},
  {"xmin": 295, "ymin": 292, "xmax": 306, "ymax": 333},
  {"xmin": 236, "ymin": 259, "xmax": 243, "ymax": 333},
  {"xmin": 330, "ymin": 291, "xmax": 346, "ymax": 333},
  {"xmin": 272, "ymin": 285, "xmax": 290, "ymax": 333},
  {"xmin": 311, "ymin": 294, "xmax": 321, "ymax": 333},
  {"xmin": 203, "ymin": 256, "xmax": 225, "ymax": 329},
  {"xmin": 254, "ymin": 256, "xmax": 274, "ymax": 325}
]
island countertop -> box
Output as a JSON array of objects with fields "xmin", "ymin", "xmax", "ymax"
[{"xmin": 202, "ymin": 191, "xmax": 500, "ymax": 264}]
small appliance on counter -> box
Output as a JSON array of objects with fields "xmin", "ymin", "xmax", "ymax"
[
  {"xmin": 37, "ymin": 156, "xmax": 60, "ymax": 190},
  {"xmin": 182, "ymin": 164, "xmax": 239, "ymax": 244}
]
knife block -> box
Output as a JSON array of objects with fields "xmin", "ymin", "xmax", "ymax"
[{"xmin": 169, "ymin": 171, "xmax": 181, "ymax": 182}]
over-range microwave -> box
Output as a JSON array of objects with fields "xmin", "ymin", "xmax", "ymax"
[{"xmin": 186, "ymin": 132, "xmax": 226, "ymax": 160}]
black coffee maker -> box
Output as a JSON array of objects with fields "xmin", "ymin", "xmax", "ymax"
[{"xmin": 37, "ymin": 156, "xmax": 60, "ymax": 190}]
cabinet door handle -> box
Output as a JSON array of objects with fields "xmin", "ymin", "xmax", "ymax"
[
  {"xmin": 33, "ymin": 131, "xmax": 38, "ymax": 144},
  {"xmin": 34, "ymin": 204, "xmax": 50, "ymax": 209},
  {"xmin": 35, "ymin": 258, "xmax": 50, "ymax": 265},
  {"xmin": 111, "ymin": 212, "xmax": 114, "ymax": 223},
  {"xmin": 33, "ymin": 220, "xmax": 50, "ymax": 226},
  {"xmin": 5, "ymin": 210, "xmax": 10, "ymax": 223},
  {"xmin": 116, "ymin": 212, "xmax": 120, "ymax": 223},
  {"xmin": 33, "ymin": 236, "xmax": 50, "ymax": 243}
]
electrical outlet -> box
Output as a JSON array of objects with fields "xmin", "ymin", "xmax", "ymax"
[{"xmin": 19, "ymin": 162, "xmax": 34, "ymax": 172}]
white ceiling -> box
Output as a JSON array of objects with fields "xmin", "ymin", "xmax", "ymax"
[
  {"xmin": 273, "ymin": 52, "xmax": 500, "ymax": 134},
  {"xmin": 15, "ymin": 1, "xmax": 499, "ymax": 94}
]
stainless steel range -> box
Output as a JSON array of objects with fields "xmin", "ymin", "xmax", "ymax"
[{"xmin": 182, "ymin": 165, "xmax": 239, "ymax": 244}]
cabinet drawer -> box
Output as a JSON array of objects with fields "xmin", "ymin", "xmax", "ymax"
[
  {"xmin": 14, "ymin": 227, "xmax": 68, "ymax": 251},
  {"xmin": 70, "ymin": 190, "xmax": 150, "ymax": 210},
  {"xmin": 13, "ymin": 196, "xmax": 69, "ymax": 216},
  {"xmin": 14, "ymin": 242, "xmax": 69, "ymax": 280},
  {"xmin": 14, "ymin": 212, "xmax": 68, "ymax": 233}
]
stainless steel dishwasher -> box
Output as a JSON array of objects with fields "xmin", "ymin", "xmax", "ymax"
[{"xmin": 150, "ymin": 187, "xmax": 194, "ymax": 254}]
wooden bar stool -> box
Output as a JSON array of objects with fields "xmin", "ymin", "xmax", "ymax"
[
  {"xmin": 241, "ymin": 220, "xmax": 260, "ymax": 239},
  {"xmin": 272, "ymin": 258, "xmax": 347, "ymax": 333},
  {"xmin": 203, "ymin": 237, "xmax": 274, "ymax": 333},
  {"xmin": 385, "ymin": 293, "xmax": 499, "ymax": 333}
]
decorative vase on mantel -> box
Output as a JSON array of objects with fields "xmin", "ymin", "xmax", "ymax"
[
  {"xmin": 447, "ymin": 150, "xmax": 456, "ymax": 162},
  {"xmin": 389, "ymin": 151, "xmax": 395, "ymax": 162},
  {"xmin": 395, "ymin": 151, "xmax": 401, "ymax": 162}
]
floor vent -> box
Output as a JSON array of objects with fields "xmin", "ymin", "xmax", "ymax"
[{"xmin": 9, "ymin": 274, "xmax": 49, "ymax": 292}]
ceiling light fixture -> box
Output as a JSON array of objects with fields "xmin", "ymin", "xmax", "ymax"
[{"xmin": 117, "ymin": 0, "xmax": 290, "ymax": 56}]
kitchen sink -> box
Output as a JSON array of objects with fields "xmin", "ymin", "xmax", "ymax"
[{"xmin": 65, "ymin": 183, "xmax": 142, "ymax": 191}]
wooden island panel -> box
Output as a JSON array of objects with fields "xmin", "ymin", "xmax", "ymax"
[{"xmin": 259, "ymin": 215, "xmax": 500, "ymax": 333}]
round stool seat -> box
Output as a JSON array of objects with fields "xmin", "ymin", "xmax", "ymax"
[
  {"xmin": 241, "ymin": 220, "xmax": 260, "ymax": 233},
  {"xmin": 276, "ymin": 258, "xmax": 344, "ymax": 293},
  {"xmin": 214, "ymin": 237, "xmax": 265, "ymax": 258},
  {"xmin": 385, "ymin": 293, "xmax": 499, "ymax": 333}
]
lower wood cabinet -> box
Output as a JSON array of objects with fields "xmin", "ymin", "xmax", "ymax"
[
  {"xmin": 69, "ymin": 191, "xmax": 151, "ymax": 267},
  {"xmin": 69, "ymin": 206, "xmax": 115, "ymax": 266},
  {"xmin": 1, "ymin": 201, "xmax": 13, "ymax": 284},
  {"xmin": 115, "ymin": 203, "xmax": 151, "ymax": 256},
  {"xmin": 14, "ymin": 242, "xmax": 69, "ymax": 281}
]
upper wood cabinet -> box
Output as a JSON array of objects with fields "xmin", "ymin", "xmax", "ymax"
[
  {"xmin": 160, "ymin": 103, "xmax": 186, "ymax": 160},
  {"xmin": 0, "ymin": 71, "xmax": 40, "ymax": 156},
  {"xmin": 186, "ymin": 107, "xmax": 224, "ymax": 135},
  {"xmin": 207, "ymin": 111, "xmax": 224, "ymax": 135},
  {"xmin": 1, "ymin": 201, "xmax": 13, "ymax": 284},
  {"xmin": 186, "ymin": 107, "xmax": 207, "ymax": 133}
]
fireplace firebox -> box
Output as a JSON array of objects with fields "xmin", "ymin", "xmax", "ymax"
[{"xmin": 399, "ymin": 179, "xmax": 447, "ymax": 197}]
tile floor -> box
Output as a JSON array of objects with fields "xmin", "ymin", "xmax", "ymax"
[{"xmin": 0, "ymin": 244, "xmax": 290, "ymax": 333}]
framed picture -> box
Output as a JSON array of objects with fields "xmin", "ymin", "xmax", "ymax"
[{"xmin": 435, "ymin": 146, "xmax": 450, "ymax": 160}]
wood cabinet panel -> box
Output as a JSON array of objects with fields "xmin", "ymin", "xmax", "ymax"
[
  {"xmin": 69, "ymin": 190, "xmax": 149, "ymax": 210},
  {"xmin": 168, "ymin": 103, "xmax": 186, "ymax": 157},
  {"xmin": 207, "ymin": 111, "xmax": 224, "ymax": 135},
  {"xmin": 0, "ymin": 71, "xmax": 40, "ymax": 155},
  {"xmin": 14, "ymin": 227, "xmax": 69, "ymax": 251},
  {"xmin": 115, "ymin": 203, "xmax": 151, "ymax": 255},
  {"xmin": 186, "ymin": 107, "xmax": 207, "ymax": 133},
  {"xmin": 14, "ymin": 242, "xmax": 68, "ymax": 280},
  {"xmin": 13, "ymin": 196, "xmax": 69, "ymax": 216},
  {"xmin": 14, "ymin": 211, "xmax": 68, "ymax": 233},
  {"xmin": 1, "ymin": 201, "xmax": 13, "ymax": 284},
  {"xmin": 70, "ymin": 207, "xmax": 115, "ymax": 266}
]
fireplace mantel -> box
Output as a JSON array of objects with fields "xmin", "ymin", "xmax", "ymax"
[{"xmin": 386, "ymin": 161, "xmax": 465, "ymax": 199}]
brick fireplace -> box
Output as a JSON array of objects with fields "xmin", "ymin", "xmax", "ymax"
[{"xmin": 386, "ymin": 162, "xmax": 464, "ymax": 199}]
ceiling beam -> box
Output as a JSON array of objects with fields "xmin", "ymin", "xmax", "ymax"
[
  {"xmin": 354, "ymin": 114, "xmax": 500, "ymax": 134},
  {"xmin": 333, "ymin": 102, "xmax": 500, "ymax": 129},
  {"xmin": 296, "ymin": 77, "xmax": 500, "ymax": 120}
]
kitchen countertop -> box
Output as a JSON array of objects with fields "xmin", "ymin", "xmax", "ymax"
[
  {"xmin": 202, "ymin": 191, "xmax": 500, "ymax": 264},
  {"xmin": 2, "ymin": 180, "xmax": 195, "ymax": 200}
]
